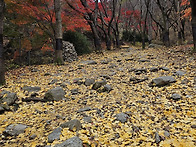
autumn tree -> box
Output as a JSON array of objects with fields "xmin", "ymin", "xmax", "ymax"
[
  {"xmin": 0, "ymin": 0, "xmax": 5, "ymax": 85},
  {"xmin": 190, "ymin": 0, "xmax": 196, "ymax": 52},
  {"xmin": 98, "ymin": 0, "xmax": 117, "ymax": 50},
  {"xmin": 66, "ymin": 0, "xmax": 102, "ymax": 53}
]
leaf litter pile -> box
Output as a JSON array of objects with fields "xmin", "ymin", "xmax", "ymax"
[{"xmin": 0, "ymin": 46, "xmax": 195, "ymax": 146}]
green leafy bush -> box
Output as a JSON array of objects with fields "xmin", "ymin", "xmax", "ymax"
[{"xmin": 63, "ymin": 31, "xmax": 92, "ymax": 55}]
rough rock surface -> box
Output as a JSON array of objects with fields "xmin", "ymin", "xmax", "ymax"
[
  {"xmin": 44, "ymin": 87, "xmax": 66, "ymax": 101},
  {"xmin": 3, "ymin": 124, "xmax": 28, "ymax": 136},
  {"xmin": 54, "ymin": 136, "xmax": 83, "ymax": 147},
  {"xmin": 60, "ymin": 119, "xmax": 82, "ymax": 131},
  {"xmin": 0, "ymin": 92, "xmax": 18, "ymax": 106},
  {"xmin": 48, "ymin": 127, "xmax": 62, "ymax": 143},
  {"xmin": 149, "ymin": 76, "xmax": 176, "ymax": 87},
  {"xmin": 62, "ymin": 41, "xmax": 78, "ymax": 62},
  {"xmin": 116, "ymin": 113, "xmax": 129, "ymax": 123}
]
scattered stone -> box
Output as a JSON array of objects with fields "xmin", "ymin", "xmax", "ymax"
[
  {"xmin": 54, "ymin": 136, "xmax": 83, "ymax": 147},
  {"xmin": 31, "ymin": 68, "xmax": 38, "ymax": 72},
  {"xmin": 170, "ymin": 93, "xmax": 182, "ymax": 101},
  {"xmin": 81, "ymin": 60, "xmax": 97, "ymax": 65},
  {"xmin": 125, "ymin": 58, "xmax": 134, "ymax": 61},
  {"xmin": 150, "ymin": 67, "xmax": 159, "ymax": 72},
  {"xmin": 155, "ymin": 132, "xmax": 161, "ymax": 144},
  {"xmin": 92, "ymin": 80, "xmax": 107, "ymax": 90},
  {"xmin": 173, "ymin": 70, "xmax": 186, "ymax": 76},
  {"xmin": 148, "ymin": 44, "xmax": 162, "ymax": 48},
  {"xmin": 191, "ymin": 125, "xmax": 196, "ymax": 129},
  {"xmin": 83, "ymin": 116, "xmax": 92, "ymax": 123},
  {"xmin": 139, "ymin": 59, "xmax": 150, "ymax": 62},
  {"xmin": 1, "ymin": 92, "xmax": 18, "ymax": 105},
  {"xmin": 22, "ymin": 97, "xmax": 47, "ymax": 102},
  {"xmin": 30, "ymin": 134, "xmax": 37, "ymax": 140},
  {"xmin": 129, "ymin": 77, "xmax": 148, "ymax": 84},
  {"xmin": 60, "ymin": 119, "xmax": 82, "ymax": 131},
  {"xmin": 116, "ymin": 113, "xmax": 129, "ymax": 123},
  {"xmin": 22, "ymin": 86, "xmax": 41, "ymax": 92},
  {"xmin": 149, "ymin": 76, "xmax": 176, "ymax": 87},
  {"xmin": 160, "ymin": 67, "xmax": 170, "ymax": 71},
  {"xmin": 44, "ymin": 73, "xmax": 52, "ymax": 76},
  {"xmin": 77, "ymin": 107, "xmax": 92, "ymax": 113},
  {"xmin": 164, "ymin": 131, "xmax": 170, "ymax": 137},
  {"xmin": 100, "ymin": 59, "xmax": 112, "ymax": 64},
  {"xmin": 73, "ymin": 78, "xmax": 83, "ymax": 85},
  {"xmin": 48, "ymin": 127, "xmax": 62, "ymax": 143},
  {"xmin": 3, "ymin": 124, "xmax": 28, "ymax": 136},
  {"xmin": 102, "ymin": 84, "xmax": 113, "ymax": 92},
  {"xmin": 134, "ymin": 68, "xmax": 147, "ymax": 75},
  {"xmin": 84, "ymin": 79, "xmax": 95, "ymax": 86},
  {"xmin": 44, "ymin": 87, "xmax": 66, "ymax": 101}
]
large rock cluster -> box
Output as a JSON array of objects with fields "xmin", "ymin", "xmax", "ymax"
[{"xmin": 62, "ymin": 41, "xmax": 78, "ymax": 62}]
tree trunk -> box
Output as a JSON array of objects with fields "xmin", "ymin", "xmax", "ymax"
[
  {"xmin": 190, "ymin": 0, "xmax": 196, "ymax": 52},
  {"xmin": 0, "ymin": 0, "xmax": 5, "ymax": 85},
  {"xmin": 89, "ymin": 22, "xmax": 102, "ymax": 53},
  {"xmin": 133, "ymin": 29, "xmax": 136, "ymax": 46},
  {"xmin": 115, "ymin": 34, "xmax": 120, "ymax": 48},
  {"xmin": 142, "ymin": 33, "xmax": 145, "ymax": 49},
  {"xmin": 54, "ymin": 0, "xmax": 63, "ymax": 64},
  {"xmin": 163, "ymin": 29, "xmax": 170, "ymax": 47},
  {"xmin": 106, "ymin": 37, "xmax": 111, "ymax": 50},
  {"xmin": 181, "ymin": 19, "xmax": 185, "ymax": 41}
]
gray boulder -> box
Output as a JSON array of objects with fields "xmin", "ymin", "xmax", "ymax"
[
  {"xmin": 44, "ymin": 87, "xmax": 66, "ymax": 101},
  {"xmin": 173, "ymin": 70, "xmax": 186, "ymax": 76},
  {"xmin": 155, "ymin": 132, "xmax": 161, "ymax": 144},
  {"xmin": 48, "ymin": 127, "xmax": 62, "ymax": 143},
  {"xmin": 102, "ymin": 84, "xmax": 113, "ymax": 92},
  {"xmin": 54, "ymin": 136, "xmax": 83, "ymax": 147},
  {"xmin": 170, "ymin": 93, "xmax": 182, "ymax": 101},
  {"xmin": 160, "ymin": 67, "xmax": 170, "ymax": 71},
  {"xmin": 116, "ymin": 113, "xmax": 129, "ymax": 123},
  {"xmin": 77, "ymin": 107, "xmax": 92, "ymax": 113},
  {"xmin": 81, "ymin": 60, "xmax": 97, "ymax": 65},
  {"xmin": 83, "ymin": 116, "xmax": 92, "ymax": 123},
  {"xmin": 148, "ymin": 44, "xmax": 162, "ymax": 48},
  {"xmin": 22, "ymin": 86, "xmax": 41, "ymax": 92},
  {"xmin": 1, "ymin": 92, "xmax": 18, "ymax": 105},
  {"xmin": 92, "ymin": 80, "xmax": 107, "ymax": 90},
  {"xmin": 60, "ymin": 119, "xmax": 82, "ymax": 132},
  {"xmin": 149, "ymin": 76, "xmax": 176, "ymax": 87},
  {"xmin": 84, "ymin": 79, "xmax": 95, "ymax": 86},
  {"xmin": 3, "ymin": 124, "xmax": 28, "ymax": 136}
]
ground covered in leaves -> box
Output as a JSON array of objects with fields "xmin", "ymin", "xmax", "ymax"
[{"xmin": 0, "ymin": 45, "xmax": 196, "ymax": 147}]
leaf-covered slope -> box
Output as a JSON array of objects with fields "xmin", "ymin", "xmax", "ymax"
[{"xmin": 0, "ymin": 46, "xmax": 195, "ymax": 146}]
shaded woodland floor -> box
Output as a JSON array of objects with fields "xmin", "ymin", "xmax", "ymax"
[{"xmin": 0, "ymin": 45, "xmax": 195, "ymax": 146}]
